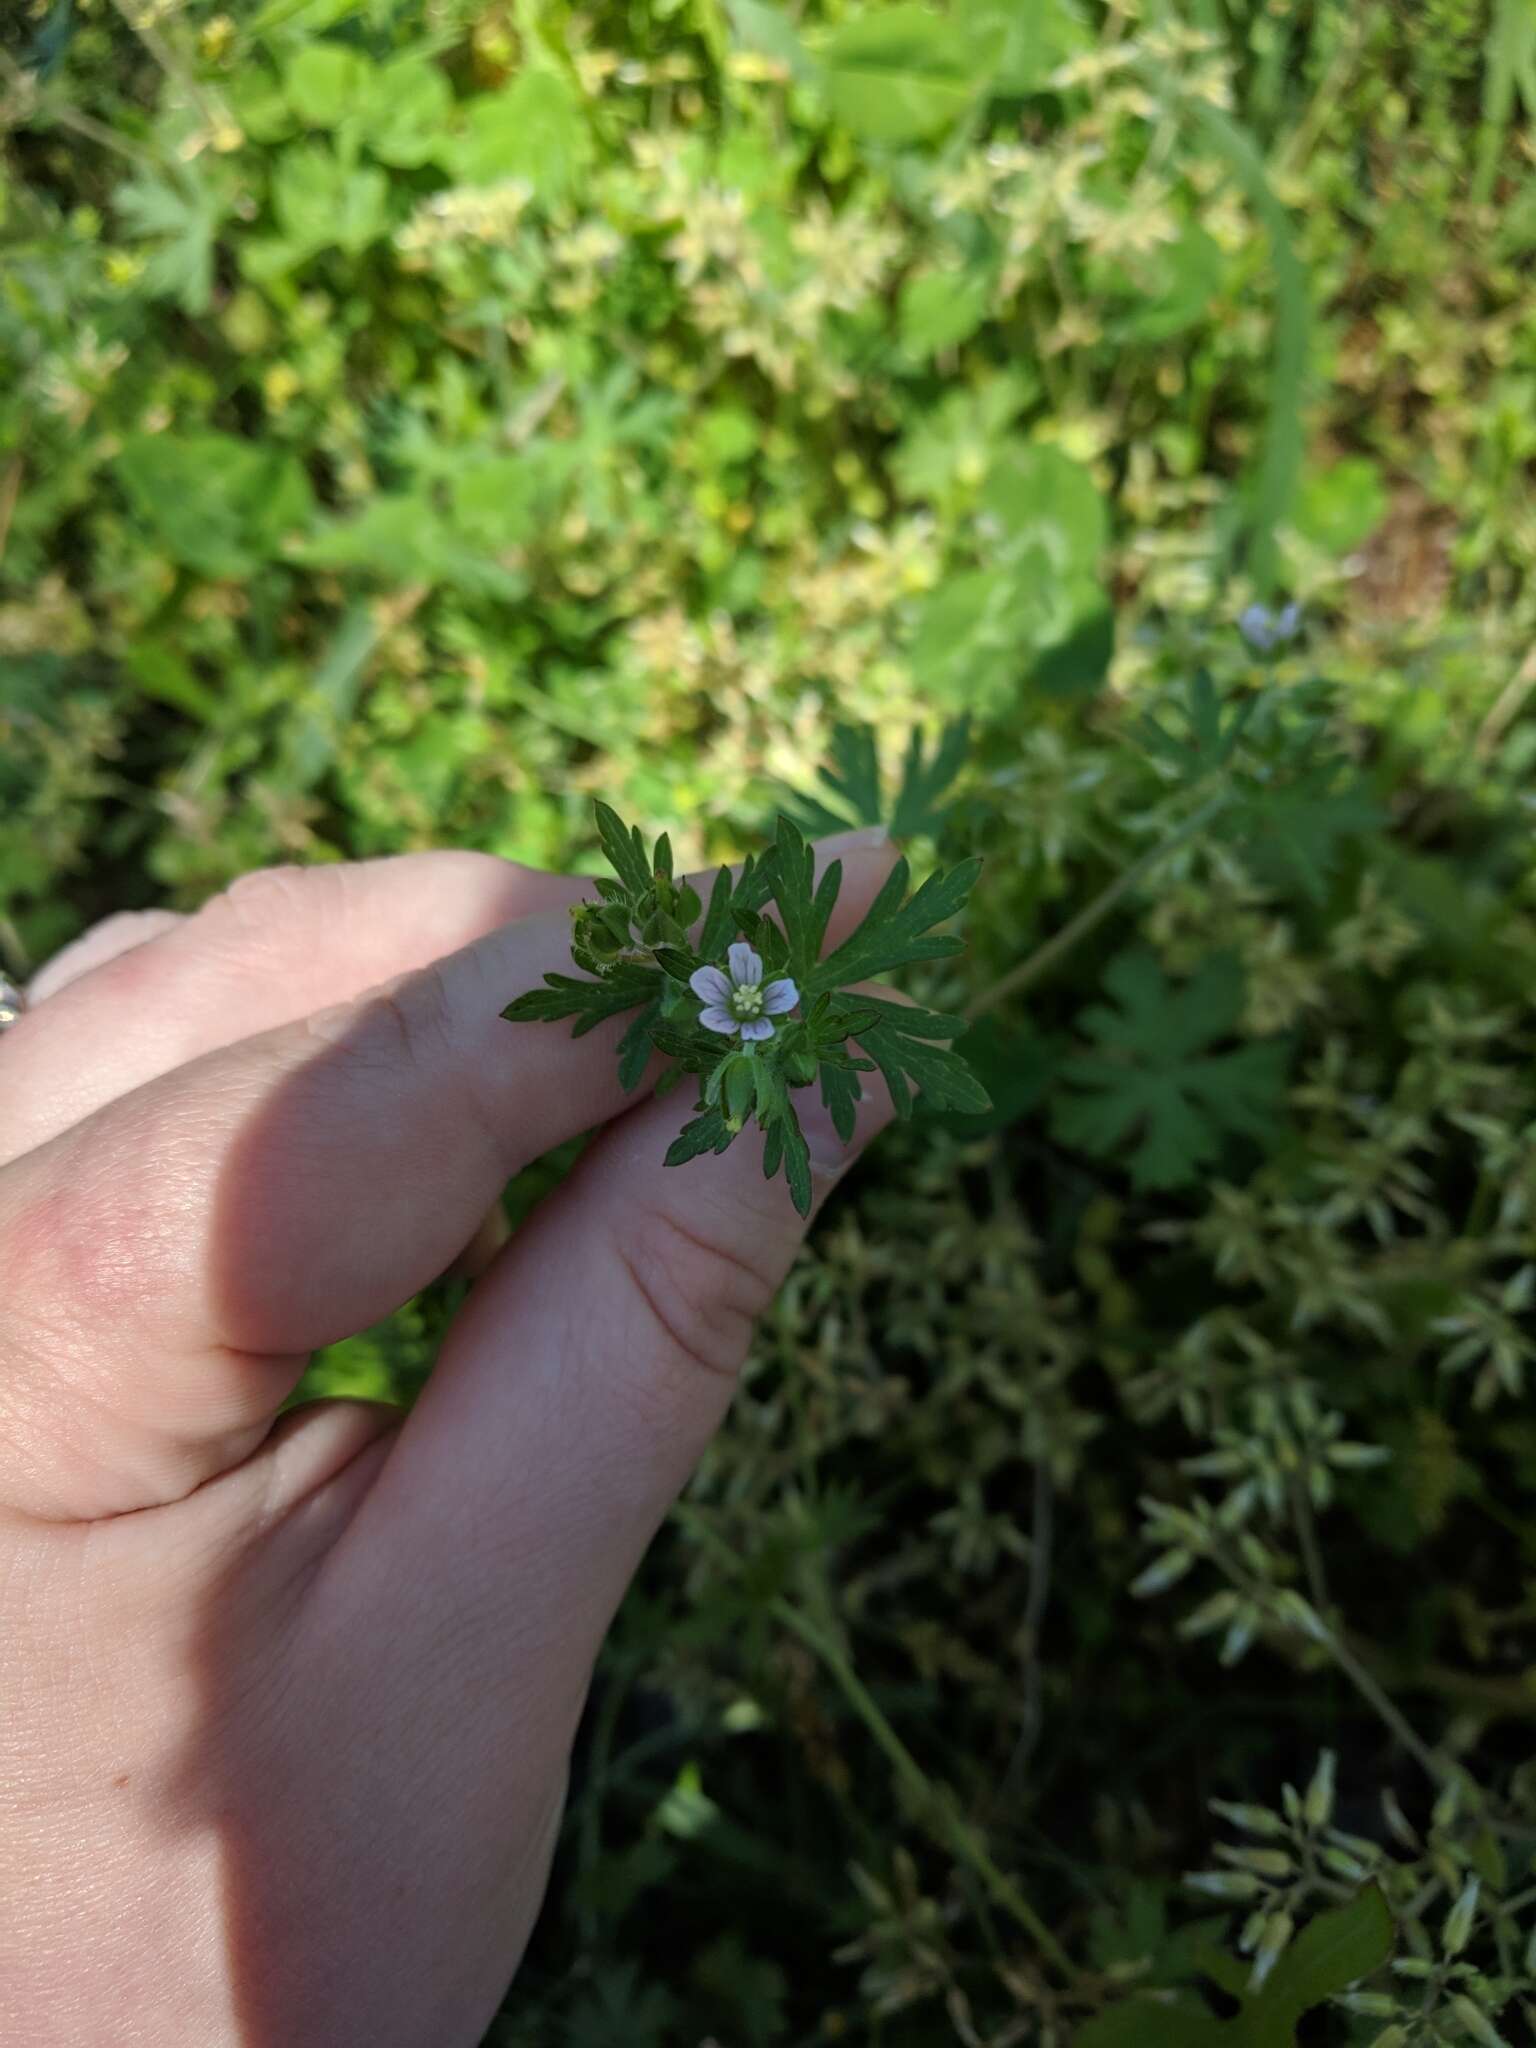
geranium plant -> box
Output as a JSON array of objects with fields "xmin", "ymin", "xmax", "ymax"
[{"xmin": 502, "ymin": 805, "xmax": 990, "ymax": 1214}]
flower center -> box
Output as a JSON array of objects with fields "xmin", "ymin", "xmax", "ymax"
[{"xmin": 730, "ymin": 983, "xmax": 764, "ymax": 1019}]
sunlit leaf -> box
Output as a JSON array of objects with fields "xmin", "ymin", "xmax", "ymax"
[{"xmin": 820, "ymin": 5, "xmax": 977, "ymax": 142}]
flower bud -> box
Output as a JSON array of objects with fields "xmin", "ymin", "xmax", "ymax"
[
  {"xmin": 1249, "ymin": 1910, "xmax": 1294, "ymax": 1990},
  {"xmin": 1448, "ymin": 1994, "xmax": 1507, "ymax": 2047},
  {"xmin": 1304, "ymin": 1749, "xmax": 1337, "ymax": 1830},
  {"xmin": 1130, "ymin": 1548, "xmax": 1194, "ymax": 1597},
  {"xmin": 1443, "ymin": 1874, "xmax": 1480, "ymax": 1957},
  {"xmin": 1184, "ymin": 1870, "xmax": 1263, "ymax": 1902},
  {"xmin": 1218, "ymin": 1845, "xmax": 1293, "ymax": 1879}
]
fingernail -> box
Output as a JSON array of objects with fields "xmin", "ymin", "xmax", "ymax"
[{"xmin": 813, "ymin": 824, "xmax": 889, "ymax": 856}]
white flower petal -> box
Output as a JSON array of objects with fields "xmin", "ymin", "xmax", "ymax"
[
  {"xmin": 697, "ymin": 1005, "xmax": 739, "ymax": 1036},
  {"xmin": 761, "ymin": 978, "xmax": 798, "ymax": 1015},
  {"xmin": 738, "ymin": 1017, "xmax": 774, "ymax": 1041},
  {"xmin": 690, "ymin": 965, "xmax": 732, "ymax": 1005},
  {"xmin": 727, "ymin": 940, "xmax": 763, "ymax": 987}
]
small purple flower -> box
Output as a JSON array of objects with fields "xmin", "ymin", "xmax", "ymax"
[
  {"xmin": 690, "ymin": 942, "xmax": 799, "ymax": 1042},
  {"xmin": 1238, "ymin": 601, "xmax": 1303, "ymax": 654}
]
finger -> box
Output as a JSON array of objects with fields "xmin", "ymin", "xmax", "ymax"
[
  {"xmin": 324, "ymin": 1045, "xmax": 896, "ymax": 1783},
  {"xmin": 0, "ymin": 830, "xmax": 894, "ymax": 1520},
  {"xmin": 26, "ymin": 909, "xmax": 184, "ymax": 1002},
  {"xmin": 0, "ymin": 854, "xmax": 587, "ymax": 1164}
]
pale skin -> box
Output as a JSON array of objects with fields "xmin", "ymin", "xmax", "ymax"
[{"xmin": 0, "ymin": 829, "xmax": 895, "ymax": 2048}]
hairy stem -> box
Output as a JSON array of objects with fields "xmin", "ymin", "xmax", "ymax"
[{"xmin": 969, "ymin": 790, "xmax": 1229, "ymax": 1019}]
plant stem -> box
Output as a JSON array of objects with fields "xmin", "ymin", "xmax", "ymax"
[
  {"xmin": 992, "ymin": 1460, "xmax": 1054, "ymax": 1816},
  {"xmin": 679, "ymin": 1510, "xmax": 1082, "ymax": 1986},
  {"xmin": 0, "ymin": 454, "xmax": 22, "ymax": 570},
  {"xmin": 968, "ymin": 791, "xmax": 1229, "ymax": 1020},
  {"xmin": 110, "ymin": 0, "xmax": 229, "ymax": 138},
  {"xmin": 575, "ymin": 1656, "xmax": 634, "ymax": 1950},
  {"xmin": 1290, "ymin": 1471, "xmax": 1333, "ymax": 1621},
  {"xmin": 0, "ymin": 51, "xmax": 162, "ymax": 170},
  {"xmin": 1475, "ymin": 641, "xmax": 1536, "ymax": 762},
  {"xmin": 1323, "ymin": 1627, "xmax": 1450, "ymax": 1795},
  {"xmin": 777, "ymin": 1600, "xmax": 1081, "ymax": 1983},
  {"xmin": 1221, "ymin": 1543, "xmax": 1451, "ymax": 1795},
  {"xmin": 1269, "ymin": 15, "xmax": 1366, "ymax": 180}
]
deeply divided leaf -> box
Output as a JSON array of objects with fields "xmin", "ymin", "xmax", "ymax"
[
  {"xmin": 812, "ymin": 855, "xmax": 982, "ymax": 990},
  {"xmin": 1051, "ymin": 948, "xmax": 1287, "ymax": 1190}
]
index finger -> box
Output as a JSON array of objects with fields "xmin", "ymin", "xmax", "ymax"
[{"xmin": 0, "ymin": 853, "xmax": 588, "ymax": 1165}]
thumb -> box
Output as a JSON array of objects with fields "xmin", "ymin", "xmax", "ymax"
[{"xmin": 327, "ymin": 1034, "xmax": 895, "ymax": 1737}]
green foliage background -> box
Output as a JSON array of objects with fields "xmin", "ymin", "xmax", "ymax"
[{"xmin": 5, "ymin": 0, "xmax": 1536, "ymax": 2042}]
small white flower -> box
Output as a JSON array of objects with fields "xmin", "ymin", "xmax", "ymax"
[{"xmin": 689, "ymin": 942, "xmax": 798, "ymax": 1042}]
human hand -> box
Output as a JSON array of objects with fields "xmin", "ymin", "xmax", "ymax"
[{"xmin": 0, "ymin": 835, "xmax": 895, "ymax": 2047}]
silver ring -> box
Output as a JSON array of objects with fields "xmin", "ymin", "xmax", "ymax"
[{"xmin": 0, "ymin": 975, "xmax": 27, "ymax": 1033}]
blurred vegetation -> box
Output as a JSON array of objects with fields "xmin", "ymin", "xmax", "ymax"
[{"xmin": 5, "ymin": 0, "xmax": 1536, "ymax": 2042}]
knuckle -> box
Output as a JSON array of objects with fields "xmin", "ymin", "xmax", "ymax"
[
  {"xmin": 221, "ymin": 862, "xmax": 311, "ymax": 914},
  {"xmin": 196, "ymin": 863, "xmax": 314, "ymax": 945},
  {"xmin": 611, "ymin": 1205, "xmax": 780, "ymax": 1386},
  {"xmin": 366, "ymin": 960, "xmax": 458, "ymax": 1074},
  {"xmin": 306, "ymin": 959, "xmax": 457, "ymax": 1077},
  {"xmin": 306, "ymin": 960, "xmax": 506, "ymax": 1169}
]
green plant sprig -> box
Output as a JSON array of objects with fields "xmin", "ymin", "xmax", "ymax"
[{"xmin": 502, "ymin": 804, "xmax": 990, "ymax": 1215}]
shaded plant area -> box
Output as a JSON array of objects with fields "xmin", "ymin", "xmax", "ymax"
[{"xmin": 5, "ymin": 1, "xmax": 1536, "ymax": 2042}]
